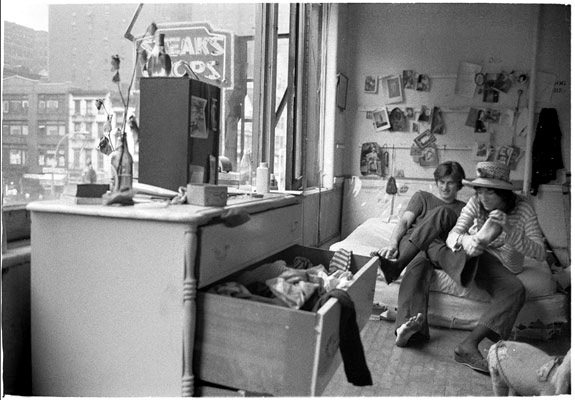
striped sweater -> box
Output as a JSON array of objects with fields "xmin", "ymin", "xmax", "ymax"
[{"xmin": 447, "ymin": 195, "xmax": 546, "ymax": 274}]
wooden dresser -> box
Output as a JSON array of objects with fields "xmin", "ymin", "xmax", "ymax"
[{"xmin": 27, "ymin": 194, "xmax": 377, "ymax": 396}]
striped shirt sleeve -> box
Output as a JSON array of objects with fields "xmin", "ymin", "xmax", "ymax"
[{"xmin": 447, "ymin": 195, "xmax": 546, "ymax": 274}]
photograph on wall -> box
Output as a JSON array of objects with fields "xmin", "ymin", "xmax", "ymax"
[
  {"xmin": 190, "ymin": 96, "xmax": 208, "ymax": 139},
  {"xmin": 485, "ymin": 108, "xmax": 501, "ymax": 123},
  {"xmin": 455, "ymin": 61, "xmax": 482, "ymax": 98},
  {"xmin": 405, "ymin": 107, "xmax": 414, "ymax": 119},
  {"xmin": 403, "ymin": 70, "xmax": 416, "ymax": 89},
  {"xmin": 416, "ymin": 74, "xmax": 430, "ymax": 91},
  {"xmin": 389, "ymin": 107, "xmax": 408, "ymax": 132},
  {"xmin": 417, "ymin": 105, "xmax": 431, "ymax": 122},
  {"xmin": 475, "ymin": 109, "xmax": 487, "ymax": 133},
  {"xmin": 483, "ymin": 87, "xmax": 499, "ymax": 103},
  {"xmin": 364, "ymin": 75, "xmax": 378, "ymax": 93},
  {"xmin": 360, "ymin": 142, "xmax": 384, "ymax": 176},
  {"xmin": 507, "ymin": 146, "xmax": 523, "ymax": 170},
  {"xmin": 496, "ymin": 146, "xmax": 515, "ymax": 165},
  {"xmin": 410, "ymin": 143, "xmax": 423, "ymax": 161},
  {"xmin": 411, "ymin": 121, "xmax": 419, "ymax": 133},
  {"xmin": 373, "ymin": 107, "xmax": 391, "ymax": 131},
  {"xmin": 430, "ymin": 107, "xmax": 445, "ymax": 135},
  {"xmin": 382, "ymin": 75, "xmax": 403, "ymax": 103},
  {"xmin": 414, "ymin": 129, "xmax": 436, "ymax": 149},
  {"xmin": 472, "ymin": 141, "xmax": 489, "ymax": 160},
  {"xmin": 419, "ymin": 145, "xmax": 439, "ymax": 167}
]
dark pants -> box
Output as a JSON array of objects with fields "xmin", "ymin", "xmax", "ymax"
[
  {"xmin": 395, "ymin": 206, "xmax": 458, "ymax": 339},
  {"xmin": 395, "ymin": 206, "xmax": 526, "ymax": 341}
]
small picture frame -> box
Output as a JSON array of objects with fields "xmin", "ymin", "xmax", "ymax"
[
  {"xmin": 364, "ymin": 75, "xmax": 378, "ymax": 93},
  {"xmin": 372, "ymin": 107, "xmax": 391, "ymax": 132},
  {"xmin": 414, "ymin": 129, "xmax": 436, "ymax": 149},
  {"xmin": 382, "ymin": 75, "xmax": 403, "ymax": 104},
  {"xmin": 337, "ymin": 73, "xmax": 349, "ymax": 110}
]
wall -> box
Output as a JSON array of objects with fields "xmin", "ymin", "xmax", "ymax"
[
  {"xmin": 338, "ymin": 3, "xmax": 570, "ymax": 234},
  {"xmin": 340, "ymin": 3, "xmax": 569, "ymax": 181}
]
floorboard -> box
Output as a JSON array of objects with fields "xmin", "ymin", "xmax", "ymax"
[{"xmin": 321, "ymin": 318, "xmax": 571, "ymax": 397}]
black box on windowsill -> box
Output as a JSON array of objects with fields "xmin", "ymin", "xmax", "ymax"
[{"xmin": 75, "ymin": 184, "xmax": 110, "ymax": 198}]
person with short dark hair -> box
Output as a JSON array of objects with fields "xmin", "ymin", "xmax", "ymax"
[{"xmin": 372, "ymin": 161, "xmax": 468, "ymax": 348}]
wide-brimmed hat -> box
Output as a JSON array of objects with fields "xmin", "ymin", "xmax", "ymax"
[{"xmin": 462, "ymin": 161, "xmax": 515, "ymax": 190}]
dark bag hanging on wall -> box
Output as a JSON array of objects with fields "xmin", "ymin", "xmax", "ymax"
[{"xmin": 530, "ymin": 108, "xmax": 564, "ymax": 196}]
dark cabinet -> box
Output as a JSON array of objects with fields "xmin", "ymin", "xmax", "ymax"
[{"xmin": 139, "ymin": 77, "xmax": 221, "ymax": 191}]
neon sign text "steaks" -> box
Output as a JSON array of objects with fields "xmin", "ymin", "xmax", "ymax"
[{"xmin": 139, "ymin": 24, "xmax": 233, "ymax": 88}]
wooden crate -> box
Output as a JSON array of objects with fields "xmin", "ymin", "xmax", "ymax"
[{"xmin": 194, "ymin": 245, "xmax": 378, "ymax": 396}]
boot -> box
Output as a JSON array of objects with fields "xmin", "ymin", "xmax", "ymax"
[{"xmin": 376, "ymin": 241, "xmax": 420, "ymax": 284}]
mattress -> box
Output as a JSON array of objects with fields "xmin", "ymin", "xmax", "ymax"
[{"xmin": 330, "ymin": 217, "xmax": 569, "ymax": 340}]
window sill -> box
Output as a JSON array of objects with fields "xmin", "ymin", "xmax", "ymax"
[{"xmin": 2, "ymin": 240, "xmax": 31, "ymax": 271}]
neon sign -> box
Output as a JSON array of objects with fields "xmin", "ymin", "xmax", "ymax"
[{"xmin": 136, "ymin": 22, "xmax": 233, "ymax": 88}]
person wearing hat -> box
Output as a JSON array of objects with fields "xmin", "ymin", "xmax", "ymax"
[{"xmin": 446, "ymin": 161, "xmax": 546, "ymax": 374}]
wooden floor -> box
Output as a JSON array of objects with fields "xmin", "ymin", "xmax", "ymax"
[{"xmin": 321, "ymin": 317, "xmax": 571, "ymax": 397}]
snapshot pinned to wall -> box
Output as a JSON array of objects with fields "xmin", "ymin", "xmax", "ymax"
[
  {"xmin": 405, "ymin": 107, "xmax": 414, "ymax": 119},
  {"xmin": 372, "ymin": 107, "xmax": 391, "ymax": 131},
  {"xmin": 403, "ymin": 70, "xmax": 416, "ymax": 89},
  {"xmin": 471, "ymin": 142, "xmax": 523, "ymax": 170},
  {"xmin": 472, "ymin": 141, "xmax": 490, "ymax": 161},
  {"xmin": 389, "ymin": 107, "xmax": 408, "ymax": 132},
  {"xmin": 430, "ymin": 106, "xmax": 445, "ymax": 135},
  {"xmin": 360, "ymin": 142, "xmax": 384, "ymax": 177},
  {"xmin": 364, "ymin": 75, "xmax": 378, "ymax": 93},
  {"xmin": 455, "ymin": 61, "xmax": 482, "ymax": 98},
  {"xmin": 411, "ymin": 121, "xmax": 419, "ymax": 133},
  {"xmin": 417, "ymin": 105, "xmax": 431, "ymax": 122},
  {"xmin": 381, "ymin": 75, "xmax": 403, "ymax": 103},
  {"xmin": 419, "ymin": 145, "xmax": 439, "ymax": 167},
  {"xmin": 465, "ymin": 108, "xmax": 487, "ymax": 133},
  {"xmin": 414, "ymin": 129, "xmax": 437, "ymax": 149},
  {"xmin": 416, "ymin": 74, "xmax": 430, "ymax": 91}
]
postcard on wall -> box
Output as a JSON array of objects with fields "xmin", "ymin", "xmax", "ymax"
[
  {"xmin": 410, "ymin": 143, "xmax": 423, "ymax": 161},
  {"xmin": 414, "ymin": 129, "xmax": 436, "ymax": 149},
  {"xmin": 418, "ymin": 105, "xmax": 431, "ymax": 122},
  {"xmin": 472, "ymin": 141, "xmax": 489, "ymax": 161},
  {"xmin": 455, "ymin": 62, "xmax": 482, "ymax": 98},
  {"xmin": 403, "ymin": 70, "xmax": 416, "ymax": 89},
  {"xmin": 372, "ymin": 107, "xmax": 391, "ymax": 131},
  {"xmin": 419, "ymin": 145, "xmax": 439, "ymax": 167},
  {"xmin": 190, "ymin": 96, "xmax": 208, "ymax": 139},
  {"xmin": 416, "ymin": 74, "xmax": 430, "ymax": 91},
  {"xmin": 360, "ymin": 142, "xmax": 384, "ymax": 176},
  {"xmin": 389, "ymin": 107, "xmax": 408, "ymax": 132},
  {"xmin": 381, "ymin": 75, "xmax": 403, "ymax": 103},
  {"xmin": 430, "ymin": 107, "xmax": 445, "ymax": 135},
  {"xmin": 364, "ymin": 75, "xmax": 378, "ymax": 93}
]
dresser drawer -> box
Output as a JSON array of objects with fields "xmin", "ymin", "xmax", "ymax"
[
  {"xmin": 197, "ymin": 204, "xmax": 302, "ymax": 288},
  {"xmin": 194, "ymin": 245, "xmax": 378, "ymax": 396}
]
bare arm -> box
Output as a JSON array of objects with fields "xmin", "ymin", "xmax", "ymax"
[{"xmin": 375, "ymin": 210, "xmax": 416, "ymax": 259}]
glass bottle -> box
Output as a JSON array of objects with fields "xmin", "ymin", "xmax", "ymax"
[
  {"xmin": 110, "ymin": 129, "xmax": 133, "ymax": 192},
  {"xmin": 146, "ymin": 32, "xmax": 171, "ymax": 77},
  {"xmin": 238, "ymin": 150, "xmax": 252, "ymax": 193}
]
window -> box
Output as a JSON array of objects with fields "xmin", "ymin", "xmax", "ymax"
[
  {"xmin": 7, "ymin": 147, "xmax": 28, "ymax": 165},
  {"xmin": 2, "ymin": 3, "xmax": 334, "ymax": 211},
  {"xmin": 3, "ymin": 122, "xmax": 29, "ymax": 136},
  {"xmin": 74, "ymin": 99, "xmax": 82, "ymax": 115},
  {"xmin": 3, "ymin": 97, "xmax": 29, "ymax": 115}
]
